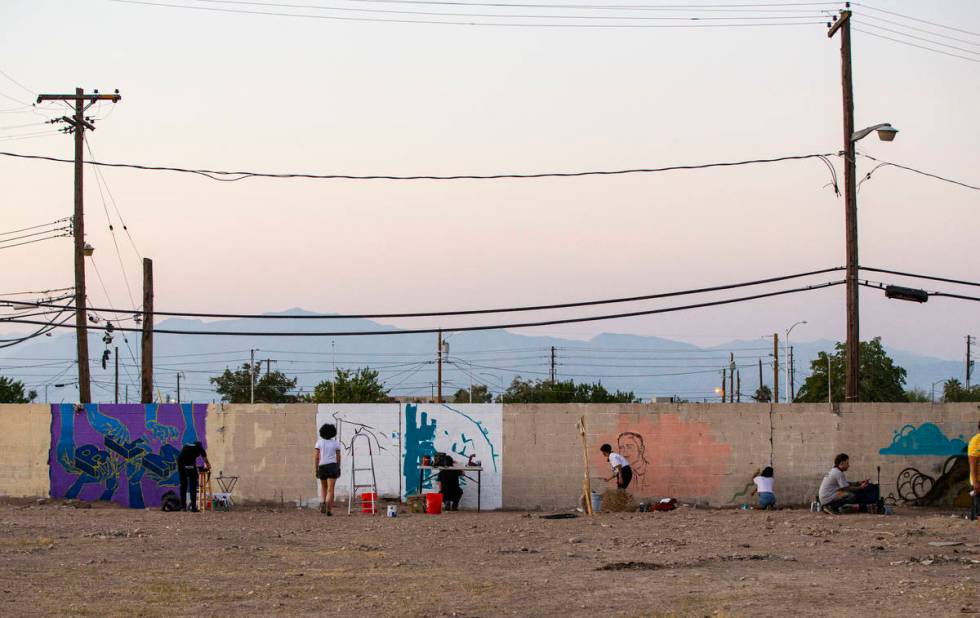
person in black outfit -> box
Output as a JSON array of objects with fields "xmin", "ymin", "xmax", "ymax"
[
  {"xmin": 437, "ymin": 456, "xmax": 463, "ymax": 511},
  {"xmin": 177, "ymin": 441, "xmax": 210, "ymax": 512}
]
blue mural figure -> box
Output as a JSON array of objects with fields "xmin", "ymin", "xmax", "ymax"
[
  {"xmin": 402, "ymin": 404, "xmax": 437, "ymax": 496},
  {"xmin": 441, "ymin": 404, "xmax": 500, "ymax": 472},
  {"xmin": 144, "ymin": 403, "xmax": 179, "ymax": 445},
  {"xmin": 57, "ymin": 405, "xmax": 117, "ymax": 501},
  {"xmin": 879, "ymin": 423, "xmax": 968, "ymax": 457}
]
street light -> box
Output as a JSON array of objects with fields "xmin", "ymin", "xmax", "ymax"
[
  {"xmin": 852, "ymin": 123, "xmax": 898, "ymax": 143},
  {"xmin": 930, "ymin": 378, "xmax": 947, "ymax": 404},
  {"xmin": 785, "ymin": 321, "xmax": 807, "ymax": 403}
]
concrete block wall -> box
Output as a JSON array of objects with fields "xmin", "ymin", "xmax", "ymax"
[
  {"xmin": 0, "ymin": 404, "xmax": 51, "ymax": 498},
  {"xmin": 205, "ymin": 403, "xmax": 318, "ymax": 505}
]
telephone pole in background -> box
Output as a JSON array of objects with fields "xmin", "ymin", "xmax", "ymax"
[
  {"xmin": 967, "ymin": 335, "xmax": 976, "ymax": 389},
  {"xmin": 176, "ymin": 371, "xmax": 182, "ymax": 404},
  {"xmin": 772, "ymin": 333, "xmax": 780, "ymax": 403},
  {"xmin": 249, "ymin": 348, "xmax": 259, "ymax": 404},
  {"xmin": 264, "ymin": 358, "xmax": 276, "ymax": 375},
  {"xmin": 114, "ymin": 346, "xmax": 119, "ymax": 404},
  {"xmin": 721, "ymin": 368, "xmax": 726, "ymax": 402},
  {"xmin": 736, "ymin": 370, "xmax": 741, "ymax": 403},
  {"xmin": 728, "ymin": 353, "xmax": 735, "ymax": 403},
  {"xmin": 36, "ymin": 87, "xmax": 121, "ymax": 403},
  {"xmin": 550, "ymin": 346, "xmax": 556, "ymax": 383},
  {"xmin": 140, "ymin": 258, "xmax": 154, "ymax": 404},
  {"xmin": 437, "ymin": 330, "xmax": 444, "ymax": 403}
]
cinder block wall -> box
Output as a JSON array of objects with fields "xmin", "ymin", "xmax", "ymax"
[
  {"xmin": 205, "ymin": 403, "xmax": 318, "ymax": 505},
  {"xmin": 502, "ymin": 403, "xmax": 980, "ymax": 510},
  {"xmin": 0, "ymin": 404, "xmax": 52, "ymax": 498}
]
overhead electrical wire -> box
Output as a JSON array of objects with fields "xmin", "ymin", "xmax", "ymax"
[
  {"xmin": 859, "ymin": 266, "xmax": 979, "ymax": 288},
  {"xmin": 0, "ymin": 150, "xmax": 839, "ymax": 183},
  {"xmin": 852, "ymin": 20, "xmax": 980, "ymax": 57},
  {"xmin": 0, "ymin": 265, "xmax": 844, "ymax": 319},
  {"xmin": 856, "ymin": 153, "xmax": 980, "ymax": 192},
  {"xmin": 184, "ymin": 1, "xmax": 844, "ymax": 11},
  {"xmin": 852, "ymin": 27, "xmax": 980, "ymax": 64},
  {"xmin": 0, "ymin": 279, "xmax": 846, "ymax": 336},
  {"xmin": 852, "ymin": 2, "xmax": 980, "ymax": 38},
  {"xmin": 855, "ymin": 14, "xmax": 980, "ymax": 48},
  {"xmin": 112, "ymin": 0, "xmax": 829, "ymax": 27},
  {"xmin": 858, "ymin": 280, "xmax": 980, "ymax": 303}
]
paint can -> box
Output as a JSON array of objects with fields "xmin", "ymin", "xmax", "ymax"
[
  {"xmin": 883, "ymin": 504, "xmax": 894, "ymax": 516},
  {"xmin": 590, "ymin": 491, "xmax": 602, "ymax": 513},
  {"xmin": 810, "ymin": 501, "xmax": 820, "ymax": 512},
  {"xmin": 387, "ymin": 504, "xmax": 398, "ymax": 518}
]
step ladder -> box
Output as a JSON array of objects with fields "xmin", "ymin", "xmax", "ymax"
[{"xmin": 348, "ymin": 429, "xmax": 379, "ymax": 515}]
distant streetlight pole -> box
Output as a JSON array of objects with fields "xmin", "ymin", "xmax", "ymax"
[
  {"xmin": 250, "ymin": 348, "xmax": 260, "ymax": 404},
  {"xmin": 827, "ymin": 9, "xmax": 899, "ymax": 403},
  {"xmin": 785, "ymin": 321, "xmax": 807, "ymax": 403},
  {"xmin": 930, "ymin": 378, "xmax": 946, "ymax": 404}
]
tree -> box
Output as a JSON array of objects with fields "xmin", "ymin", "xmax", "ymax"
[
  {"xmin": 312, "ymin": 368, "xmax": 390, "ymax": 403},
  {"xmin": 941, "ymin": 379, "xmax": 980, "ymax": 402},
  {"xmin": 210, "ymin": 363, "xmax": 299, "ymax": 403},
  {"xmin": 451, "ymin": 384, "xmax": 492, "ymax": 404},
  {"xmin": 751, "ymin": 385, "xmax": 772, "ymax": 403},
  {"xmin": 499, "ymin": 377, "xmax": 638, "ymax": 404},
  {"xmin": 794, "ymin": 337, "xmax": 907, "ymax": 403},
  {"xmin": 905, "ymin": 388, "xmax": 930, "ymax": 403},
  {"xmin": 0, "ymin": 375, "xmax": 37, "ymax": 403}
]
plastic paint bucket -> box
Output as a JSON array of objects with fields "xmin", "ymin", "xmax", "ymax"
[
  {"xmin": 425, "ymin": 493, "xmax": 443, "ymax": 515},
  {"xmin": 361, "ymin": 492, "xmax": 377, "ymax": 514},
  {"xmin": 590, "ymin": 491, "xmax": 601, "ymax": 513},
  {"xmin": 387, "ymin": 504, "xmax": 398, "ymax": 518}
]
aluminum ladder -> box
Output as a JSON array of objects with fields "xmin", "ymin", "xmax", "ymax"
[{"xmin": 347, "ymin": 429, "xmax": 379, "ymax": 515}]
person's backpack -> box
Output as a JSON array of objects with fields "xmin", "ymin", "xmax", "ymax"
[{"xmin": 161, "ymin": 490, "xmax": 182, "ymax": 512}]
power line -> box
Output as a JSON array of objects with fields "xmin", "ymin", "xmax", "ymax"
[
  {"xmin": 857, "ymin": 153, "xmax": 980, "ymax": 192},
  {"xmin": 183, "ymin": 1, "xmax": 845, "ymax": 11},
  {"xmin": 852, "ymin": 2, "xmax": 980, "ymax": 38},
  {"xmin": 0, "ymin": 232, "xmax": 72, "ymax": 251},
  {"xmin": 0, "ymin": 149, "xmax": 839, "ymax": 183},
  {"xmin": 857, "ymin": 14, "xmax": 980, "ymax": 48},
  {"xmin": 112, "ymin": 0, "xmax": 828, "ymax": 27},
  {"xmin": 858, "ymin": 280, "xmax": 980, "ymax": 303},
  {"xmin": 0, "ymin": 219, "xmax": 71, "ymax": 237},
  {"xmin": 0, "ymin": 279, "xmax": 845, "ymax": 336},
  {"xmin": 852, "ymin": 27, "xmax": 980, "ymax": 64},
  {"xmin": 852, "ymin": 20, "xmax": 980, "ymax": 57},
  {"xmin": 860, "ymin": 266, "xmax": 979, "ymax": 288}
]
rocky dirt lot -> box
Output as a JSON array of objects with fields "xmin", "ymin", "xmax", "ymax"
[{"xmin": 0, "ymin": 499, "xmax": 977, "ymax": 617}]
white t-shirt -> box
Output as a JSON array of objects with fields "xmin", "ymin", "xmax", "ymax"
[
  {"xmin": 753, "ymin": 476, "xmax": 774, "ymax": 493},
  {"xmin": 818, "ymin": 467, "xmax": 848, "ymax": 504},
  {"xmin": 609, "ymin": 452, "xmax": 629, "ymax": 470},
  {"xmin": 315, "ymin": 438, "xmax": 341, "ymax": 466}
]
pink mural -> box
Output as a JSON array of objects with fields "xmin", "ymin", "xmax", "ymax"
[{"xmin": 596, "ymin": 413, "xmax": 732, "ymax": 498}]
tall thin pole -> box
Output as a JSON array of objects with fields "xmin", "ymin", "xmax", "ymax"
[
  {"xmin": 772, "ymin": 333, "xmax": 780, "ymax": 403},
  {"xmin": 721, "ymin": 368, "xmax": 726, "ymax": 403},
  {"xmin": 140, "ymin": 258, "xmax": 153, "ymax": 403},
  {"xmin": 550, "ymin": 346, "xmax": 556, "ymax": 383},
  {"xmin": 758, "ymin": 358, "xmax": 764, "ymax": 400},
  {"xmin": 176, "ymin": 372, "xmax": 182, "ymax": 404},
  {"xmin": 827, "ymin": 354, "xmax": 833, "ymax": 403},
  {"xmin": 829, "ymin": 10, "xmax": 860, "ymax": 402},
  {"xmin": 967, "ymin": 335, "xmax": 975, "ymax": 389},
  {"xmin": 114, "ymin": 346, "xmax": 119, "ymax": 404},
  {"xmin": 789, "ymin": 346, "xmax": 795, "ymax": 401},
  {"xmin": 250, "ymin": 348, "xmax": 256, "ymax": 404},
  {"xmin": 437, "ymin": 330, "xmax": 443, "ymax": 403},
  {"xmin": 736, "ymin": 370, "xmax": 741, "ymax": 403},
  {"xmin": 728, "ymin": 353, "xmax": 735, "ymax": 403}
]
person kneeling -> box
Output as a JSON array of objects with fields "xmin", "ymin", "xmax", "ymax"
[{"xmin": 819, "ymin": 453, "xmax": 879, "ymax": 514}]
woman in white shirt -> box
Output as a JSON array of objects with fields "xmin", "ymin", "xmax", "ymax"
[
  {"xmin": 752, "ymin": 466, "xmax": 776, "ymax": 509},
  {"xmin": 314, "ymin": 423, "xmax": 342, "ymax": 516},
  {"xmin": 600, "ymin": 443, "xmax": 632, "ymax": 490}
]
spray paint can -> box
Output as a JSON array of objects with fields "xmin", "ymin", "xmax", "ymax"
[{"xmin": 387, "ymin": 504, "xmax": 398, "ymax": 518}]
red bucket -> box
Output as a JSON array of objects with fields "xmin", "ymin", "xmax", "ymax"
[
  {"xmin": 425, "ymin": 493, "xmax": 443, "ymax": 515},
  {"xmin": 361, "ymin": 492, "xmax": 377, "ymax": 514}
]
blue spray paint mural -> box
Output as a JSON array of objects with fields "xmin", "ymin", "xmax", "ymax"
[
  {"xmin": 400, "ymin": 403, "xmax": 502, "ymax": 509},
  {"xmin": 49, "ymin": 403, "xmax": 207, "ymax": 508},
  {"xmin": 878, "ymin": 423, "xmax": 968, "ymax": 457}
]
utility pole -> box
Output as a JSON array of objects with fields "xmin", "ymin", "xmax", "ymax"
[
  {"xmin": 789, "ymin": 346, "xmax": 795, "ymax": 401},
  {"xmin": 36, "ymin": 88, "xmax": 121, "ymax": 403},
  {"xmin": 550, "ymin": 346, "xmax": 556, "ymax": 383},
  {"xmin": 140, "ymin": 258, "xmax": 153, "ymax": 404},
  {"xmin": 728, "ymin": 353, "xmax": 735, "ymax": 403},
  {"xmin": 437, "ymin": 330, "xmax": 443, "ymax": 403},
  {"xmin": 264, "ymin": 358, "xmax": 276, "ymax": 375},
  {"xmin": 772, "ymin": 333, "xmax": 780, "ymax": 403},
  {"xmin": 827, "ymin": 354, "xmax": 833, "ymax": 403},
  {"xmin": 721, "ymin": 368, "xmax": 727, "ymax": 403},
  {"xmin": 967, "ymin": 335, "xmax": 975, "ymax": 389},
  {"xmin": 176, "ymin": 371, "xmax": 182, "ymax": 404},
  {"xmin": 828, "ymin": 9, "xmax": 860, "ymax": 402},
  {"xmin": 736, "ymin": 370, "xmax": 741, "ymax": 403},
  {"xmin": 114, "ymin": 346, "xmax": 119, "ymax": 404},
  {"xmin": 758, "ymin": 358, "xmax": 764, "ymax": 401},
  {"xmin": 250, "ymin": 348, "xmax": 258, "ymax": 404}
]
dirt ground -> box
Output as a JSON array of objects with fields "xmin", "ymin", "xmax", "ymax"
[{"xmin": 1, "ymin": 499, "xmax": 977, "ymax": 617}]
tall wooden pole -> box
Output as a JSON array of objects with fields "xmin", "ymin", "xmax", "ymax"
[
  {"xmin": 140, "ymin": 258, "xmax": 154, "ymax": 403},
  {"xmin": 114, "ymin": 346, "xmax": 119, "ymax": 404},
  {"xmin": 437, "ymin": 330, "xmax": 443, "ymax": 403},
  {"xmin": 829, "ymin": 10, "xmax": 860, "ymax": 402},
  {"xmin": 72, "ymin": 89, "xmax": 91, "ymax": 403},
  {"xmin": 772, "ymin": 333, "xmax": 780, "ymax": 403},
  {"xmin": 576, "ymin": 416, "xmax": 593, "ymax": 515}
]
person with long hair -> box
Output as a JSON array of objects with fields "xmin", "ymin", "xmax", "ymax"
[
  {"xmin": 314, "ymin": 423, "xmax": 342, "ymax": 516},
  {"xmin": 752, "ymin": 466, "xmax": 776, "ymax": 510}
]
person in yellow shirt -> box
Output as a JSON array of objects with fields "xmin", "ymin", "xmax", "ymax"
[{"xmin": 969, "ymin": 421, "xmax": 980, "ymax": 524}]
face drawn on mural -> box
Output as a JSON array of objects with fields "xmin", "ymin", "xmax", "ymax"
[{"xmin": 616, "ymin": 431, "xmax": 648, "ymax": 490}]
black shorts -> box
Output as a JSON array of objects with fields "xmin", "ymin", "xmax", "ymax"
[
  {"xmin": 618, "ymin": 466, "xmax": 633, "ymax": 490},
  {"xmin": 317, "ymin": 463, "xmax": 340, "ymax": 480}
]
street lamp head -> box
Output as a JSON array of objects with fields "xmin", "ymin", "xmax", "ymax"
[
  {"xmin": 83, "ymin": 243, "xmax": 95, "ymax": 256},
  {"xmin": 876, "ymin": 124, "xmax": 898, "ymax": 142}
]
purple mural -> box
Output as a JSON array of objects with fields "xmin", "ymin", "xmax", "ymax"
[{"xmin": 49, "ymin": 403, "xmax": 207, "ymax": 509}]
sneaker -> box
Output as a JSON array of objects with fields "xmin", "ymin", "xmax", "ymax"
[
  {"xmin": 320, "ymin": 502, "xmax": 327, "ymax": 514},
  {"xmin": 821, "ymin": 505, "xmax": 838, "ymax": 515},
  {"xmin": 326, "ymin": 510, "xmax": 332, "ymax": 517}
]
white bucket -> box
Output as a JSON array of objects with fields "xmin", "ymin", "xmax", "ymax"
[
  {"xmin": 386, "ymin": 504, "xmax": 398, "ymax": 518},
  {"xmin": 590, "ymin": 491, "xmax": 602, "ymax": 513}
]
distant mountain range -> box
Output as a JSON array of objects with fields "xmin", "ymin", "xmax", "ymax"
[{"xmin": 0, "ymin": 308, "xmax": 966, "ymax": 403}]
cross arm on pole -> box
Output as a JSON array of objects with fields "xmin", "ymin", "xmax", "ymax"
[{"xmin": 827, "ymin": 9, "xmax": 851, "ymax": 39}]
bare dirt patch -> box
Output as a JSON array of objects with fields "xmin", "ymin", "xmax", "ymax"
[{"xmin": 0, "ymin": 499, "xmax": 977, "ymax": 616}]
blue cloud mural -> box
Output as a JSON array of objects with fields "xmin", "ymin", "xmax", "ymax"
[{"xmin": 879, "ymin": 423, "xmax": 968, "ymax": 457}]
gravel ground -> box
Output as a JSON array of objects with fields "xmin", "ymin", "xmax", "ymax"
[{"xmin": 1, "ymin": 499, "xmax": 977, "ymax": 617}]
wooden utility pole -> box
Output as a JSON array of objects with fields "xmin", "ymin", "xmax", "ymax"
[
  {"xmin": 550, "ymin": 346, "xmax": 556, "ymax": 383},
  {"xmin": 114, "ymin": 346, "xmax": 119, "ymax": 404},
  {"xmin": 729, "ymin": 353, "xmax": 735, "ymax": 403},
  {"xmin": 36, "ymin": 88, "xmax": 121, "ymax": 403},
  {"xmin": 736, "ymin": 370, "xmax": 741, "ymax": 403},
  {"xmin": 140, "ymin": 258, "xmax": 154, "ymax": 403},
  {"xmin": 967, "ymin": 335, "xmax": 975, "ymax": 389},
  {"xmin": 772, "ymin": 333, "xmax": 780, "ymax": 403},
  {"xmin": 758, "ymin": 358, "xmax": 764, "ymax": 400},
  {"xmin": 437, "ymin": 330, "xmax": 443, "ymax": 403},
  {"xmin": 176, "ymin": 372, "xmax": 182, "ymax": 404},
  {"xmin": 576, "ymin": 416, "xmax": 593, "ymax": 516},
  {"xmin": 721, "ymin": 368, "xmax": 726, "ymax": 402},
  {"xmin": 789, "ymin": 346, "xmax": 795, "ymax": 401},
  {"xmin": 828, "ymin": 10, "xmax": 860, "ymax": 402}
]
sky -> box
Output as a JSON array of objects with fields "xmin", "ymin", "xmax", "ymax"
[{"xmin": 1, "ymin": 0, "xmax": 977, "ymax": 362}]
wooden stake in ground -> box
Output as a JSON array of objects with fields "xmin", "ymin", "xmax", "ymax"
[{"xmin": 576, "ymin": 416, "xmax": 593, "ymax": 515}]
